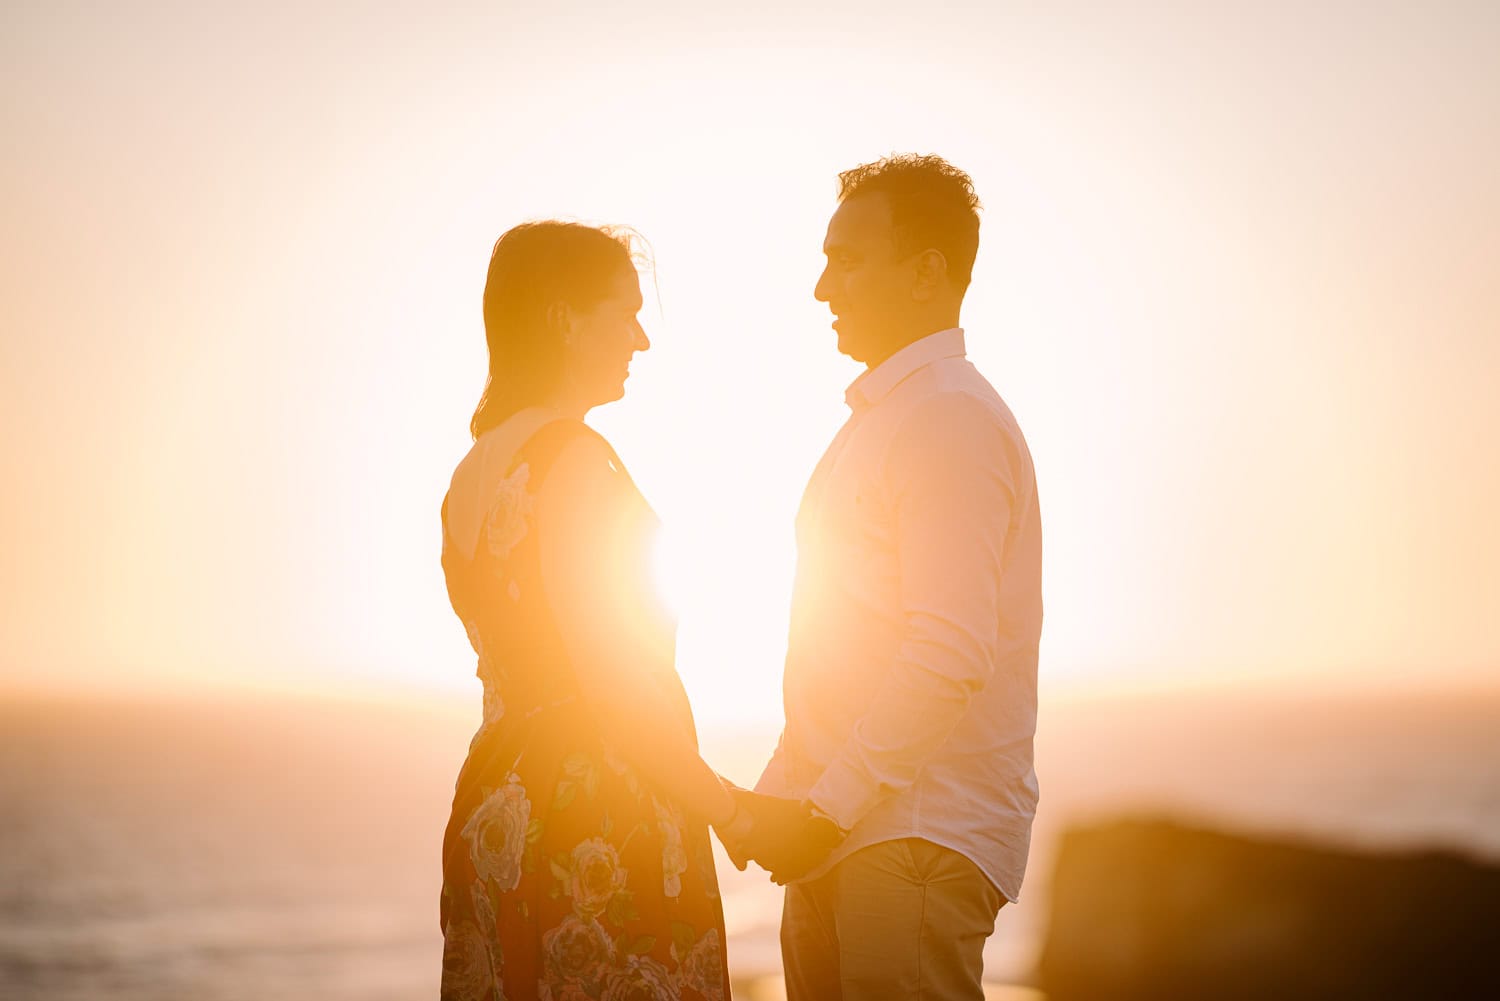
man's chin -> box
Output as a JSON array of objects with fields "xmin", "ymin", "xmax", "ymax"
[
  {"xmin": 836, "ymin": 329, "xmax": 873, "ymax": 364},
  {"xmin": 586, "ymin": 381, "xmax": 627, "ymax": 410}
]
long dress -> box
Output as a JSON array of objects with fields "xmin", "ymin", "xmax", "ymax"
[{"xmin": 437, "ymin": 418, "xmax": 730, "ymax": 1001}]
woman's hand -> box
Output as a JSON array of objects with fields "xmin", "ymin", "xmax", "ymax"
[
  {"xmin": 710, "ymin": 778, "xmax": 757, "ymax": 869},
  {"xmin": 713, "ymin": 787, "xmax": 845, "ymax": 882}
]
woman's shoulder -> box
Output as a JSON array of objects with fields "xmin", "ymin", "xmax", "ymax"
[
  {"xmin": 517, "ymin": 418, "xmax": 624, "ymax": 487},
  {"xmin": 451, "ymin": 413, "xmax": 600, "ymax": 487},
  {"xmin": 517, "ymin": 417, "xmax": 601, "ymax": 464},
  {"xmin": 527, "ymin": 422, "xmax": 634, "ymax": 504},
  {"xmin": 444, "ymin": 414, "xmax": 607, "ymax": 555},
  {"xmin": 452, "ymin": 417, "xmax": 624, "ymax": 512}
]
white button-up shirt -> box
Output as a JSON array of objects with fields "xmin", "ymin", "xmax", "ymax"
[{"xmin": 756, "ymin": 328, "xmax": 1043, "ymax": 901}]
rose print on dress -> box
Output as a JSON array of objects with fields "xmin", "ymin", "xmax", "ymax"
[
  {"xmin": 486, "ymin": 462, "xmax": 534, "ymax": 563},
  {"xmin": 674, "ymin": 929, "xmax": 726, "ymax": 1001},
  {"xmin": 462, "ymin": 774, "xmax": 531, "ymax": 892},
  {"xmin": 539, "ymin": 913, "xmax": 616, "ymax": 1000},
  {"xmin": 440, "ymin": 918, "xmax": 495, "ymax": 1001},
  {"xmin": 654, "ymin": 798, "xmax": 688, "ymax": 899},
  {"xmin": 562, "ymin": 838, "xmax": 629, "ymax": 920},
  {"xmin": 481, "ymin": 679, "xmax": 506, "ymax": 728},
  {"xmin": 601, "ymin": 954, "xmax": 677, "ymax": 1001},
  {"xmin": 469, "ymin": 881, "xmax": 505, "ymax": 999}
]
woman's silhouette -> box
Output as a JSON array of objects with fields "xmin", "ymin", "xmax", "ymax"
[{"xmin": 437, "ymin": 222, "xmax": 744, "ymax": 1000}]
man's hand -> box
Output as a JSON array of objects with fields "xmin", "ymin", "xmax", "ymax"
[
  {"xmin": 765, "ymin": 804, "xmax": 845, "ymax": 885},
  {"xmin": 713, "ymin": 787, "xmax": 801, "ymax": 872},
  {"xmin": 726, "ymin": 789, "xmax": 846, "ymax": 884}
]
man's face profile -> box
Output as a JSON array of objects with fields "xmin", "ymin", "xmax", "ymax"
[{"xmin": 813, "ymin": 192, "xmax": 916, "ymax": 365}]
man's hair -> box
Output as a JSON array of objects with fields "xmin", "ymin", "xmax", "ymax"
[{"xmin": 837, "ymin": 154, "xmax": 981, "ymax": 292}]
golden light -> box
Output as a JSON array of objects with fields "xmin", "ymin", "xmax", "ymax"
[{"xmin": 651, "ymin": 524, "xmax": 689, "ymax": 621}]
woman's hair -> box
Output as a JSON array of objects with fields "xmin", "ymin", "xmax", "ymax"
[{"xmin": 470, "ymin": 221, "xmax": 638, "ymax": 440}]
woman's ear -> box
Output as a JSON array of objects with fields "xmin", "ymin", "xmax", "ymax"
[{"xmin": 545, "ymin": 301, "xmax": 575, "ymax": 347}]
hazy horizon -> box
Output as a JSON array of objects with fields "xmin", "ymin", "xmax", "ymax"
[
  {"xmin": 4, "ymin": 661, "xmax": 1497, "ymax": 729},
  {"xmin": 5, "ymin": 679, "xmax": 1498, "ymax": 999}
]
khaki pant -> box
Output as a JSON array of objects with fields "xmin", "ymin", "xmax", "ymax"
[{"xmin": 781, "ymin": 838, "xmax": 1004, "ymax": 1001}]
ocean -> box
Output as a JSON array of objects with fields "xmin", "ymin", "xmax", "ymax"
[{"xmin": 2, "ymin": 686, "xmax": 1497, "ymax": 1000}]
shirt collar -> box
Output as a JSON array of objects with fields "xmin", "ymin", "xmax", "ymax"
[{"xmin": 844, "ymin": 327, "xmax": 966, "ymax": 411}]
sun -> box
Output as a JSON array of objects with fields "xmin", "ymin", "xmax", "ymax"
[
  {"xmin": 650, "ymin": 526, "xmax": 690, "ymax": 621},
  {"xmin": 643, "ymin": 503, "xmax": 795, "ymax": 725}
]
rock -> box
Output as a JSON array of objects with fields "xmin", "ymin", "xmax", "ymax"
[{"xmin": 1037, "ymin": 817, "xmax": 1500, "ymax": 1001}]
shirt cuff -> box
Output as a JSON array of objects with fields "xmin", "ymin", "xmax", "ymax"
[{"xmin": 806, "ymin": 756, "xmax": 883, "ymax": 833}]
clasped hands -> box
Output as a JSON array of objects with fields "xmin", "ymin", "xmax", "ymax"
[{"xmin": 713, "ymin": 786, "xmax": 845, "ymax": 885}]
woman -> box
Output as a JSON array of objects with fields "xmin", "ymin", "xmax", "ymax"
[{"xmin": 437, "ymin": 221, "xmax": 749, "ymax": 1001}]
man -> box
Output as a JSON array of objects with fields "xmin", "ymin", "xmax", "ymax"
[{"xmin": 735, "ymin": 154, "xmax": 1044, "ymax": 1000}]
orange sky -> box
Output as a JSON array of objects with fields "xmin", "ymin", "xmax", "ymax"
[{"xmin": 3, "ymin": 2, "xmax": 1497, "ymax": 719}]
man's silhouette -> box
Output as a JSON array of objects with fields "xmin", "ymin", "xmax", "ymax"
[{"xmin": 754, "ymin": 154, "xmax": 1044, "ymax": 1000}]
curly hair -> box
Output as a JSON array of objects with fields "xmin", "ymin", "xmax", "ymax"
[{"xmin": 836, "ymin": 154, "xmax": 982, "ymax": 292}]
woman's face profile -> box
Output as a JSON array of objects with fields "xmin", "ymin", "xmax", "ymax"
[{"xmin": 564, "ymin": 267, "xmax": 649, "ymax": 407}]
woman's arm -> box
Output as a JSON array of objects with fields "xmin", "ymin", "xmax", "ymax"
[{"xmin": 535, "ymin": 433, "xmax": 735, "ymax": 827}]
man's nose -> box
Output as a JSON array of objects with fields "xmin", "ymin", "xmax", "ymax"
[
  {"xmin": 634, "ymin": 322, "xmax": 650, "ymax": 351},
  {"xmin": 814, "ymin": 267, "xmax": 831, "ymax": 303}
]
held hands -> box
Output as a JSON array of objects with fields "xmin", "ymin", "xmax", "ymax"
[{"xmin": 712, "ymin": 786, "xmax": 846, "ymax": 884}]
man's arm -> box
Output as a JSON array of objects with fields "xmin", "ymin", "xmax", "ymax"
[
  {"xmin": 753, "ymin": 730, "xmax": 792, "ymax": 795},
  {"xmin": 806, "ymin": 392, "xmax": 1019, "ymax": 831}
]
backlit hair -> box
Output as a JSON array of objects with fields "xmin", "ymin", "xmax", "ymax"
[
  {"xmin": 836, "ymin": 154, "xmax": 981, "ymax": 292},
  {"xmin": 469, "ymin": 221, "xmax": 638, "ymax": 440}
]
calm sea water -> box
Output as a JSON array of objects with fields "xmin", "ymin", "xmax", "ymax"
[{"xmin": 2, "ymin": 687, "xmax": 1497, "ymax": 1000}]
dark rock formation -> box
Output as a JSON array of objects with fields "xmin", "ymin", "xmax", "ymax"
[{"xmin": 1038, "ymin": 817, "xmax": 1500, "ymax": 1001}]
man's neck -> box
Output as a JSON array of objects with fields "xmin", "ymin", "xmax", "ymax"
[{"xmin": 862, "ymin": 321, "xmax": 960, "ymax": 371}]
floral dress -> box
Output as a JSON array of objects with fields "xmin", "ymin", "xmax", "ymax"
[{"xmin": 438, "ymin": 419, "xmax": 730, "ymax": 1001}]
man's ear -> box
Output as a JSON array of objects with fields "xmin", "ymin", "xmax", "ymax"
[
  {"xmin": 911, "ymin": 249, "xmax": 949, "ymax": 302},
  {"xmin": 545, "ymin": 301, "xmax": 574, "ymax": 344}
]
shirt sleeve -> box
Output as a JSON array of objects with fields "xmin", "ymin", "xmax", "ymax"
[
  {"xmin": 753, "ymin": 730, "xmax": 792, "ymax": 796},
  {"xmin": 806, "ymin": 392, "xmax": 1019, "ymax": 830}
]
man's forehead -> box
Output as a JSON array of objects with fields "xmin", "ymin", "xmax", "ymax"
[{"xmin": 825, "ymin": 192, "xmax": 894, "ymax": 247}]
